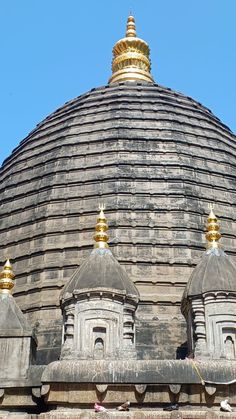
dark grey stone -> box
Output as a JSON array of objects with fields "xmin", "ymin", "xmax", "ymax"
[
  {"xmin": 41, "ymin": 359, "xmax": 236, "ymax": 385},
  {"xmin": 0, "ymin": 294, "xmax": 32, "ymax": 337},
  {"xmin": 183, "ymin": 247, "xmax": 236, "ymax": 298},
  {"xmin": 1, "ymin": 82, "xmax": 236, "ymax": 363},
  {"xmin": 61, "ymin": 248, "xmax": 139, "ymax": 301}
]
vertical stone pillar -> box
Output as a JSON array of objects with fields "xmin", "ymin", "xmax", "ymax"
[
  {"xmin": 61, "ymin": 304, "xmax": 75, "ymax": 358},
  {"xmin": 192, "ymin": 299, "xmax": 208, "ymax": 357},
  {"xmin": 65, "ymin": 312, "xmax": 75, "ymax": 344}
]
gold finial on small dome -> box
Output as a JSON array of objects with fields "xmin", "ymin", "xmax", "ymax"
[
  {"xmin": 0, "ymin": 259, "xmax": 15, "ymax": 294},
  {"xmin": 109, "ymin": 14, "xmax": 154, "ymax": 84},
  {"xmin": 93, "ymin": 204, "xmax": 109, "ymax": 249},
  {"xmin": 205, "ymin": 205, "xmax": 221, "ymax": 248}
]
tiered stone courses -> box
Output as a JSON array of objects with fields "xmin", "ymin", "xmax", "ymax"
[
  {"xmin": 1, "ymin": 81, "xmax": 236, "ymax": 364},
  {"xmin": 1, "ymin": 14, "xmax": 236, "ymax": 418}
]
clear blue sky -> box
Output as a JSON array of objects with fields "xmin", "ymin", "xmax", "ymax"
[{"xmin": 1, "ymin": 0, "xmax": 236, "ymax": 165}]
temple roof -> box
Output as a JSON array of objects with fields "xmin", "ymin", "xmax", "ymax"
[
  {"xmin": 1, "ymin": 81, "xmax": 236, "ymax": 363},
  {"xmin": 0, "ymin": 293, "xmax": 32, "ymax": 336},
  {"xmin": 61, "ymin": 247, "xmax": 139, "ymax": 302},
  {"xmin": 183, "ymin": 247, "xmax": 236, "ymax": 299},
  {"xmin": 61, "ymin": 207, "xmax": 139, "ymax": 302},
  {"xmin": 182, "ymin": 209, "xmax": 236, "ymax": 307},
  {"xmin": 1, "ymin": 12, "xmax": 236, "ymax": 363},
  {"xmin": 0, "ymin": 260, "xmax": 32, "ymax": 336}
]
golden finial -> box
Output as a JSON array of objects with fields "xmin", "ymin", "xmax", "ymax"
[
  {"xmin": 205, "ymin": 204, "xmax": 221, "ymax": 248},
  {"xmin": 0, "ymin": 259, "xmax": 15, "ymax": 294},
  {"xmin": 109, "ymin": 15, "xmax": 154, "ymax": 84},
  {"xmin": 126, "ymin": 15, "xmax": 136, "ymax": 37},
  {"xmin": 93, "ymin": 204, "xmax": 109, "ymax": 249}
]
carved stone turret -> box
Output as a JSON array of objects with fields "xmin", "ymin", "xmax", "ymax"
[
  {"xmin": 60, "ymin": 207, "xmax": 139, "ymax": 360},
  {"xmin": 0, "ymin": 260, "xmax": 36, "ymax": 382},
  {"xmin": 182, "ymin": 208, "xmax": 236, "ymax": 359}
]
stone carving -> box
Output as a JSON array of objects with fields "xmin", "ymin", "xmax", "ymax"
[
  {"xmin": 60, "ymin": 208, "xmax": 139, "ymax": 360},
  {"xmin": 182, "ymin": 210, "xmax": 236, "ymax": 359},
  {"xmin": 224, "ymin": 334, "xmax": 235, "ymax": 359},
  {"xmin": 1, "ymin": 81, "xmax": 236, "ymax": 364},
  {"xmin": 1, "ymin": 12, "xmax": 236, "ymax": 417},
  {"xmin": 0, "ymin": 260, "xmax": 36, "ymax": 382}
]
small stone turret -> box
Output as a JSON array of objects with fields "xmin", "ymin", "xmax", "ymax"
[
  {"xmin": 0, "ymin": 260, "xmax": 36, "ymax": 382},
  {"xmin": 182, "ymin": 208, "xmax": 236, "ymax": 359},
  {"xmin": 60, "ymin": 206, "xmax": 139, "ymax": 360}
]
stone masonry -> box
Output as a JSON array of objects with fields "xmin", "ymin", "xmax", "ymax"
[{"xmin": 1, "ymin": 82, "xmax": 236, "ymax": 364}]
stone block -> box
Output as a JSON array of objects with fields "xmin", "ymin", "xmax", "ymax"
[{"xmin": 0, "ymin": 337, "xmax": 34, "ymax": 382}]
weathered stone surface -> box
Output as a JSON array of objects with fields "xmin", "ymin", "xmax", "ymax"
[
  {"xmin": 39, "ymin": 410, "xmax": 236, "ymax": 418},
  {"xmin": 61, "ymin": 297, "xmax": 137, "ymax": 360},
  {"xmin": 60, "ymin": 246, "xmax": 139, "ymax": 360},
  {"xmin": 0, "ymin": 292, "xmax": 37, "ymax": 387},
  {"xmin": 183, "ymin": 248, "xmax": 236, "ymax": 297},
  {"xmin": 1, "ymin": 82, "xmax": 236, "ymax": 363},
  {"xmin": 0, "ymin": 294, "xmax": 32, "ymax": 336},
  {"xmin": 0, "ymin": 387, "xmax": 37, "ymax": 411},
  {"xmin": 38, "ymin": 380, "xmax": 236, "ymax": 417},
  {"xmin": 0, "ymin": 415, "xmax": 36, "ymax": 418},
  {"xmin": 0, "ymin": 337, "xmax": 34, "ymax": 382},
  {"xmin": 182, "ymin": 247, "xmax": 236, "ymax": 360},
  {"xmin": 61, "ymin": 248, "xmax": 139, "ymax": 300},
  {"xmin": 41, "ymin": 359, "xmax": 236, "ymax": 384}
]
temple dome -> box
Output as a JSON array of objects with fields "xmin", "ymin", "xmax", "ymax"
[
  {"xmin": 183, "ymin": 247, "xmax": 236, "ymax": 299},
  {"xmin": 61, "ymin": 247, "xmax": 139, "ymax": 301},
  {"xmin": 182, "ymin": 209, "xmax": 236, "ymax": 311},
  {"xmin": 61, "ymin": 207, "xmax": 139, "ymax": 302},
  {"xmin": 1, "ymin": 80, "xmax": 236, "ymax": 363}
]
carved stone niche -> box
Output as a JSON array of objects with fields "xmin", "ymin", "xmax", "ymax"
[
  {"xmin": 183, "ymin": 292, "xmax": 236, "ymax": 360},
  {"xmin": 204, "ymin": 292, "xmax": 236, "ymax": 360},
  {"xmin": 61, "ymin": 291, "xmax": 138, "ymax": 360},
  {"xmin": 181, "ymin": 243, "xmax": 236, "ymax": 360},
  {"xmin": 60, "ymin": 239, "xmax": 139, "ymax": 361}
]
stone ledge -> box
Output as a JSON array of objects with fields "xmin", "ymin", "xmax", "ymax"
[
  {"xmin": 38, "ymin": 409, "xmax": 235, "ymax": 419},
  {"xmin": 42, "ymin": 359, "xmax": 236, "ymax": 385},
  {"xmin": 0, "ymin": 365, "xmax": 45, "ymax": 389}
]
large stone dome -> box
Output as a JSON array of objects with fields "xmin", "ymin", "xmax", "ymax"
[{"xmin": 1, "ymin": 81, "xmax": 236, "ymax": 363}]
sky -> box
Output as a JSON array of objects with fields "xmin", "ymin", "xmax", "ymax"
[{"xmin": 1, "ymin": 0, "xmax": 236, "ymax": 165}]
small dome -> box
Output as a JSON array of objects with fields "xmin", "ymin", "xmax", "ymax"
[
  {"xmin": 183, "ymin": 247, "xmax": 236, "ymax": 299},
  {"xmin": 61, "ymin": 247, "xmax": 139, "ymax": 302}
]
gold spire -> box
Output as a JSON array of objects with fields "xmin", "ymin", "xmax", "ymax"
[
  {"xmin": 93, "ymin": 204, "xmax": 109, "ymax": 249},
  {"xmin": 205, "ymin": 206, "xmax": 221, "ymax": 249},
  {"xmin": 126, "ymin": 15, "xmax": 136, "ymax": 37},
  {"xmin": 109, "ymin": 15, "xmax": 154, "ymax": 84},
  {"xmin": 0, "ymin": 259, "xmax": 15, "ymax": 294}
]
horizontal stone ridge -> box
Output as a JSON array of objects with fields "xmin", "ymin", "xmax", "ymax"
[
  {"xmin": 42, "ymin": 359, "xmax": 236, "ymax": 384},
  {"xmin": 0, "ymin": 81, "xmax": 236, "ymax": 364}
]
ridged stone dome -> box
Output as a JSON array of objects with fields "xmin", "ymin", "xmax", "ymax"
[
  {"xmin": 183, "ymin": 247, "xmax": 236, "ymax": 299},
  {"xmin": 1, "ymin": 82, "xmax": 236, "ymax": 363},
  {"xmin": 61, "ymin": 248, "xmax": 139, "ymax": 302}
]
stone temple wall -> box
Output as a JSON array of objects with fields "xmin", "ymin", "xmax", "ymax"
[{"xmin": 0, "ymin": 82, "xmax": 236, "ymax": 363}]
